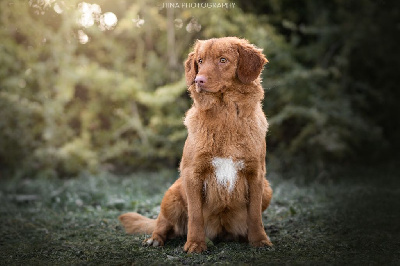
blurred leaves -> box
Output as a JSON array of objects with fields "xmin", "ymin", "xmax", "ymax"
[{"xmin": 0, "ymin": 0, "xmax": 395, "ymax": 177}]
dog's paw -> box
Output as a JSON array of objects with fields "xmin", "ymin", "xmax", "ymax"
[
  {"xmin": 143, "ymin": 234, "xmax": 164, "ymax": 247},
  {"xmin": 183, "ymin": 240, "xmax": 207, "ymax": 253},
  {"xmin": 249, "ymin": 235, "xmax": 273, "ymax": 248}
]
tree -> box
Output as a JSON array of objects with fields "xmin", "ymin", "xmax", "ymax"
[{"xmin": 1, "ymin": 0, "xmax": 394, "ymax": 177}]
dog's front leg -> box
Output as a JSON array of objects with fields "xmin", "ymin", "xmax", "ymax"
[
  {"xmin": 247, "ymin": 176, "xmax": 273, "ymax": 247},
  {"xmin": 183, "ymin": 176, "xmax": 207, "ymax": 253}
]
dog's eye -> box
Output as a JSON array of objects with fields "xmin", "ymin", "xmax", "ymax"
[
  {"xmin": 220, "ymin": 57, "xmax": 227, "ymax": 63},
  {"xmin": 198, "ymin": 59, "xmax": 203, "ymax": 64}
]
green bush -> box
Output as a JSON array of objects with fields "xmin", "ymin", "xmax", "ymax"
[{"xmin": 0, "ymin": 0, "xmax": 392, "ymax": 177}]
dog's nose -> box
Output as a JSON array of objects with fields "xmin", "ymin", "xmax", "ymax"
[{"xmin": 195, "ymin": 75, "xmax": 207, "ymax": 85}]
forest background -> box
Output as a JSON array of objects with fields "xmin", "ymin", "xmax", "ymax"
[{"xmin": 1, "ymin": 0, "xmax": 399, "ymax": 178}]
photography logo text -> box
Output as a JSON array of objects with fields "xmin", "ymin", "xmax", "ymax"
[{"xmin": 161, "ymin": 2, "xmax": 236, "ymax": 9}]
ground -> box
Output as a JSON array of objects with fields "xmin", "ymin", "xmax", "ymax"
[{"xmin": 0, "ymin": 162, "xmax": 399, "ymax": 265}]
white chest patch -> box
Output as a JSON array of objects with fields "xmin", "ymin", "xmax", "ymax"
[{"xmin": 211, "ymin": 157, "xmax": 245, "ymax": 193}]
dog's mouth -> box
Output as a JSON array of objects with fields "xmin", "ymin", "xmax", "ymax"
[
  {"xmin": 195, "ymin": 84, "xmax": 219, "ymax": 93},
  {"xmin": 195, "ymin": 85, "xmax": 206, "ymax": 93}
]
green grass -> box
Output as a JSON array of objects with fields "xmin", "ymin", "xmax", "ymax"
[{"xmin": 1, "ymin": 164, "xmax": 399, "ymax": 265}]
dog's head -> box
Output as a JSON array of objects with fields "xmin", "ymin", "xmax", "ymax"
[{"xmin": 185, "ymin": 37, "xmax": 268, "ymax": 94}]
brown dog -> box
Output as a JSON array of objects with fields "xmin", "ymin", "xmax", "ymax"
[{"xmin": 119, "ymin": 37, "xmax": 272, "ymax": 253}]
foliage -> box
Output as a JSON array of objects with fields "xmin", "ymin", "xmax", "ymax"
[
  {"xmin": 238, "ymin": 0, "xmax": 399, "ymax": 163},
  {"xmin": 0, "ymin": 0, "xmax": 397, "ymax": 177},
  {"xmin": 0, "ymin": 0, "xmax": 191, "ymax": 177}
]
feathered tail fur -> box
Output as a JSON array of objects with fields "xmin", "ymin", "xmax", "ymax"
[{"xmin": 118, "ymin": 212, "xmax": 156, "ymax": 235}]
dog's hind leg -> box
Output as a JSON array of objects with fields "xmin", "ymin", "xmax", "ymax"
[
  {"xmin": 145, "ymin": 213, "xmax": 173, "ymax": 247},
  {"xmin": 262, "ymin": 179, "xmax": 273, "ymax": 212},
  {"xmin": 145, "ymin": 178, "xmax": 187, "ymax": 247}
]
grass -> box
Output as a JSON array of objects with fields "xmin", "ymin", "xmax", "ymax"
[{"xmin": 0, "ymin": 163, "xmax": 399, "ymax": 265}]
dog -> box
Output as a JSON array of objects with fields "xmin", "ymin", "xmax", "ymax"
[{"xmin": 119, "ymin": 37, "xmax": 273, "ymax": 253}]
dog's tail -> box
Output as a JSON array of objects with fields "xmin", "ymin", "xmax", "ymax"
[{"xmin": 118, "ymin": 212, "xmax": 156, "ymax": 235}]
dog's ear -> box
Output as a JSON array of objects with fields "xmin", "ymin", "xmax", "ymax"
[
  {"xmin": 236, "ymin": 41, "xmax": 268, "ymax": 84},
  {"xmin": 185, "ymin": 51, "xmax": 198, "ymax": 86}
]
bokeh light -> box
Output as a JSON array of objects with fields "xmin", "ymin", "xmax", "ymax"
[
  {"xmin": 99, "ymin": 12, "xmax": 118, "ymax": 30},
  {"xmin": 186, "ymin": 18, "xmax": 201, "ymax": 33},
  {"xmin": 132, "ymin": 16, "xmax": 145, "ymax": 28},
  {"xmin": 53, "ymin": 3, "xmax": 63, "ymax": 14},
  {"xmin": 78, "ymin": 2, "xmax": 101, "ymax": 28},
  {"xmin": 78, "ymin": 30, "xmax": 89, "ymax": 44},
  {"xmin": 174, "ymin": 19, "xmax": 183, "ymax": 29}
]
